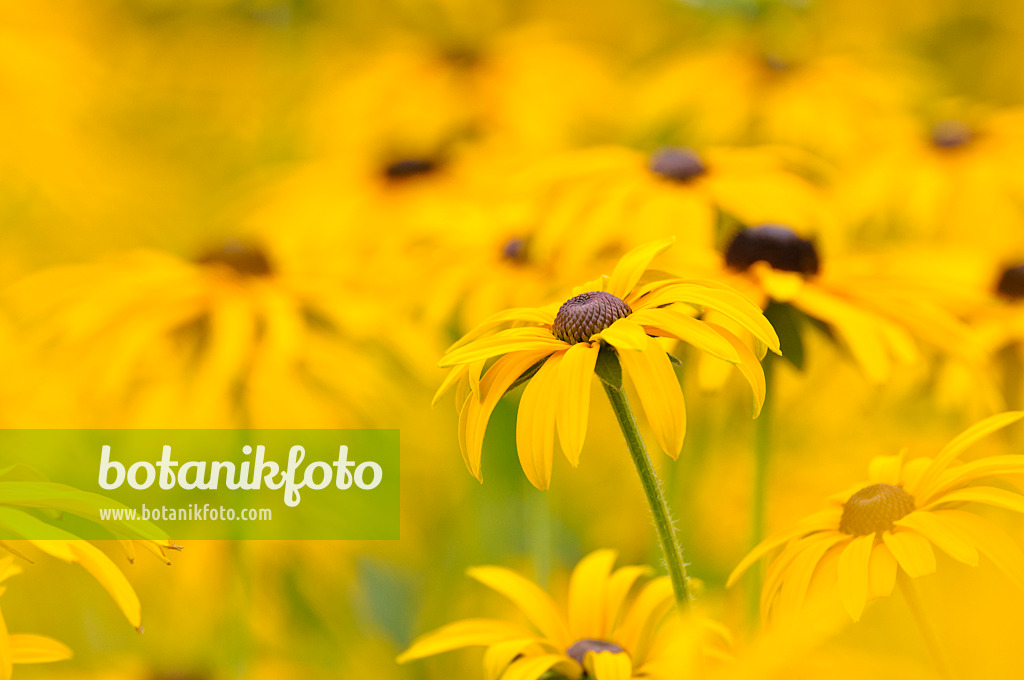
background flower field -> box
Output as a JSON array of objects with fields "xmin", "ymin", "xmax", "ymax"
[{"xmin": 3, "ymin": 0, "xmax": 1024, "ymax": 678}]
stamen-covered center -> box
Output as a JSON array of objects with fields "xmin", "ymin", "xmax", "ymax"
[
  {"xmin": 384, "ymin": 158, "xmax": 439, "ymax": 181},
  {"xmin": 649, "ymin": 147, "xmax": 706, "ymax": 182},
  {"xmin": 197, "ymin": 240, "xmax": 273, "ymax": 277},
  {"xmin": 552, "ymin": 291, "xmax": 632, "ymax": 344},
  {"xmin": 931, "ymin": 120, "xmax": 974, "ymax": 150},
  {"xmin": 997, "ymin": 263, "xmax": 1024, "ymax": 299},
  {"xmin": 724, "ymin": 224, "xmax": 820, "ymax": 276},
  {"xmin": 567, "ymin": 638, "xmax": 626, "ymax": 666},
  {"xmin": 839, "ymin": 483, "xmax": 915, "ymax": 536}
]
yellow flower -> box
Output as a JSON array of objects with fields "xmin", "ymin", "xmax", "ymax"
[
  {"xmin": 435, "ymin": 238, "xmax": 780, "ymax": 488},
  {"xmin": 398, "ymin": 549, "xmax": 725, "ymax": 680},
  {"xmin": 728, "ymin": 412, "xmax": 1024, "ymax": 622},
  {"xmin": 672, "ymin": 223, "xmax": 981, "ymax": 384}
]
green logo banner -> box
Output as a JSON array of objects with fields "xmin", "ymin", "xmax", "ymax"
[{"xmin": 0, "ymin": 430, "xmax": 400, "ymax": 540}]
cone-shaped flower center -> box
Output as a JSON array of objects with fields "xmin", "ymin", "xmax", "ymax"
[
  {"xmin": 567, "ymin": 638, "xmax": 626, "ymax": 666},
  {"xmin": 931, "ymin": 120, "xmax": 974, "ymax": 149},
  {"xmin": 724, "ymin": 224, "xmax": 820, "ymax": 276},
  {"xmin": 649, "ymin": 147, "xmax": 706, "ymax": 182},
  {"xmin": 197, "ymin": 240, "xmax": 273, "ymax": 276},
  {"xmin": 384, "ymin": 158, "xmax": 439, "ymax": 180},
  {"xmin": 839, "ymin": 483, "xmax": 915, "ymax": 536},
  {"xmin": 552, "ymin": 291, "xmax": 632, "ymax": 344},
  {"xmin": 997, "ymin": 263, "xmax": 1024, "ymax": 299},
  {"xmin": 502, "ymin": 237, "xmax": 528, "ymax": 264}
]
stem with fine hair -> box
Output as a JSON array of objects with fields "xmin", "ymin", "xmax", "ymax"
[
  {"xmin": 898, "ymin": 571, "xmax": 957, "ymax": 680},
  {"xmin": 602, "ymin": 381, "xmax": 691, "ymax": 607}
]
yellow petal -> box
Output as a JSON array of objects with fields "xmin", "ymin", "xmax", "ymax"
[
  {"xmin": 584, "ymin": 651, "xmax": 633, "ymax": 680},
  {"xmin": 484, "ymin": 639, "xmax": 549, "ymax": 680},
  {"xmin": 446, "ymin": 306, "xmax": 559, "ymax": 352},
  {"xmin": 597, "ymin": 319, "xmax": 650, "ymax": 351},
  {"xmin": 916, "ymin": 412, "xmax": 1024, "ymax": 497},
  {"xmin": 568, "ymin": 550, "xmax": 618, "ymax": 639},
  {"xmin": 726, "ymin": 509, "xmax": 841, "ymax": 587},
  {"xmin": 921, "ymin": 456, "xmax": 1024, "ymax": 506},
  {"xmin": 516, "ymin": 355, "xmax": 562, "ymax": 490},
  {"xmin": 464, "ymin": 350, "xmax": 559, "ymax": 481},
  {"xmin": 613, "ymin": 577, "xmax": 674, "ymax": 658},
  {"xmin": 895, "ymin": 512, "xmax": 978, "ymax": 566},
  {"xmin": 617, "ymin": 341, "xmax": 686, "ymax": 459},
  {"xmin": 882, "ymin": 529, "xmax": 936, "ymax": 579},
  {"xmin": 927, "ymin": 486, "xmax": 1024, "ymax": 515},
  {"xmin": 0, "ymin": 606, "xmax": 11, "ymax": 680},
  {"xmin": 606, "ymin": 237, "xmax": 676, "ymax": 299},
  {"xmin": 938, "ymin": 510, "xmax": 1024, "ymax": 589},
  {"xmin": 556, "ymin": 343, "xmax": 600, "ymax": 466},
  {"xmin": 769, "ymin": 534, "xmax": 847, "ymax": 619},
  {"xmin": 605, "ymin": 566, "xmax": 652, "ymax": 633},
  {"xmin": 867, "ymin": 543, "xmax": 898, "ymax": 601},
  {"xmin": 397, "ymin": 619, "xmax": 532, "ymax": 663},
  {"xmin": 704, "ymin": 323, "xmax": 766, "ymax": 417},
  {"xmin": 468, "ymin": 567, "xmax": 571, "ymax": 647},
  {"xmin": 9, "ymin": 635, "xmax": 72, "ymax": 664},
  {"xmin": 754, "ymin": 265, "xmax": 806, "ymax": 302},
  {"xmin": 867, "ymin": 451, "xmax": 905, "ymax": 486},
  {"xmin": 630, "ymin": 307, "xmax": 740, "ymax": 363},
  {"xmin": 440, "ymin": 328, "xmax": 568, "ymax": 368},
  {"xmin": 836, "ymin": 534, "xmax": 875, "ymax": 621},
  {"xmin": 500, "ymin": 654, "xmax": 581, "ymax": 680}
]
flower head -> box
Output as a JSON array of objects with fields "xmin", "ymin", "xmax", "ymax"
[
  {"xmin": 435, "ymin": 238, "xmax": 780, "ymax": 488},
  {"xmin": 728, "ymin": 412, "xmax": 1024, "ymax": 622},
  {"xmin": 398, "ymin": 550, "xmax": 726, "ymax": 680}
]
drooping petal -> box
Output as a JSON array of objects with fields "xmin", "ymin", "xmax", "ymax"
[
  {"xmin": 485, "ymin": 639, "xmax": 550, "ymax": 680},
  {"xmin": 464, "ymin": 350, "xmax": 560, "ymax": 481},
  {"xmin": 446, "ymin": 306, "xmax": 559, "ymax": 352},
  {"xmin": 926, "ymin": 486, "xmax": 1024, "ymax": 514},
  {"xmin": 768, "ymin": 534, "xmax": 847, "ymax": 619},
  {"xmin": 617, "ymin": 341, "xmax": 686, "ymax": 459},
  {"xmin": 500, "ymin": 654, "xmax": 582, "ymax": 680},
  {"xmin": 895, "ymin": 512, "xmax": 978, "ymax": 566},
  {"xmin": 704, "ymin": 323, "xmax": 766, "ymax": 418},
  {"xmin": 555, "ymin": 343, "xmax": 600, "ymax": 466},
  {"xmin": 9, "ymin": 635, "xmax": 73, "ymax": 664},
  {"xmin": 568, "ymin": 550, "xmax": 618, "ymax": 639},
  {"xmin": 606, "ymin": 238, "xmax": 676, "ymax": 299},
  {"xmin": 836, "ymin": 534, "xmax": 875, "ymax": 621},
  {"xmin": 727, "ymin": 509, "xmax": 841, "ymax": 587},
  {"xmin": 440, "ymin": 328, "xmax": 568, "ymax": 368},
  {"xmin": 397, "ymin": 619, "xmax": 534, "ymax": 663},
  {"xmin": 584, "ymin": 651, "xmax": 633, "ymax": 680},
  {"xmin": 938, "ymin": 510, "xmax": 1024, "ymax": 588},
  {"xmin": 915, "ymin": 412, "xmax": 1024, "ymax": 496},
  {"xmin": 867, "ymin": 543, "xmax": 898, "ymax": 601},
  {"xmin": 882, "ymin": 529, "xmax": 936, "ymax": 578},
  {"xmin": 920, "ymin": 456, "xmax": 1024, "ymax": 505},
  {"xmin": 516, "ymin": 355, "xmax": 563, "ymax": 490},
  {"xmin": 597, "ymin": 319, "xmax": 650, "ymax": 351},
  {"xmin": 630, "ymin": 307, "xmax": 740, "ymax": 363},
  {"xmin": 467, "ymin": 567, "xmax": 571, "ymax": 647}
]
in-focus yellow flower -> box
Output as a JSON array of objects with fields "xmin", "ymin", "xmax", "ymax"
[
  {"xmin": 728, "ymin": 412, "xmax": 1024, "ymax": 622},
  {"xmin": 398, "ymin": 549, "xmax": 726, "ymax": 680},
  {"xmin": 435, "ymin": 238, "xmax": 780, "ymax": 488}
]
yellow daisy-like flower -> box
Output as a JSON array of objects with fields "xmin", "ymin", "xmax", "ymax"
[
  {"xmin": 398, "ymin": 550, "xmax": 726, "ymax": 680},
  {"xmin": 728, "ymin": 412, "xmax": 1024, "ymax": 622},
  {"xmin": 435, "ymin": 238, "xmax": 780, "ymax": 488}
]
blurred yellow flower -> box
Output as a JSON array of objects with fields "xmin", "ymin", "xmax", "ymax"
[
  {"xmin": 398, "ymin": 549, "xmax": 723, "ymax": 680},
  {"xmin": 729, "ymin": 411, "xmax": 1024, "ymax": 622},
  {"xmin": 436, "ymin": 238, "xmax": 780, "ymax": 488},
  {"xmin": 0, "ymin": 556, "xmax": 73, "ymax": 679}
]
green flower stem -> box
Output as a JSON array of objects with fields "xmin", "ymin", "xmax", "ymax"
[{"xmin": 602, "ymin": 381, "xmax": 691, "ymax": 607}]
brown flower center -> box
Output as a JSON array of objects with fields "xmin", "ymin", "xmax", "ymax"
[
  {"xmin": 196, "ymin": 240, "xmax": 273, "ymax": 277},
  {"xmin": 724, "ymin": 224, "xmax": 820, "ymax": 276},
  {"xmin": 552, "ymin": 291, "xmax": 631, "ymax": 344},
  {"xmin": 931, "ymin": 120, "xmax": 974, "ymax": 150},
  {"xmin": 649, "ymin": 147, "xmax": 706, "ymax": 182},
  {"xmin": 839, "ymin": 483, "xmax": 915, "ymax": 536},
  {"xmin": 567, "ymin": 639, "xmax": 626, "ymax": 666},
  {"xmin": 997, "ymin": 263, "xmax": 1024, "ymax": 299},
  {"xmin": 502, "ymin": 237, "xmax": 529, "ymax": 264},
  {"xmin": 383, "ymin": 158, "xmax": 439, "ymax": 181}
]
